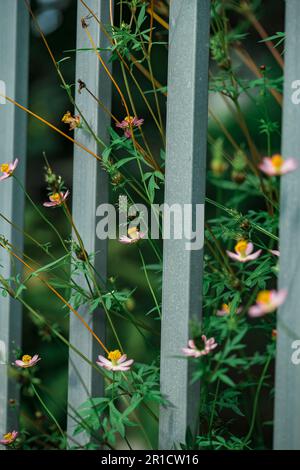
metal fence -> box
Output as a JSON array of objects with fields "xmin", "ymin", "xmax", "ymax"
[{"xmin": 0, "ymin": 0, "xmax": 299, "ymax": 450}]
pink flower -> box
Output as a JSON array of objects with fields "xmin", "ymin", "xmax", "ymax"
[
  {"xmin": 259, "ymin": 154, "xmax": 298, "ymax": 176},
  {"xmin": 116, "ymin": 116, "xmax": 144, "ymax": 138},
  {"xmin": 226, "ymin": 240, "xmax": 262, "ymax": 263},
  {"xmin": 14, "ymin": 354, "xmax": 41, "ymax": 368},
  {"xmin": 182, "ymin": 336, "xmax": 218, "ymax": 358},
  {"xmin": 0, "ymin": 159, "xmax": 18, "ymax": 181},
  {"xmin": 0, "ymin": 431, "xmax": 18, "ymax": 445},
  {"xmin": 96, "ymin": 349, "xmax": 134, "ymax": 372},
  {"xmin": 217, "ymin": 303, "xmax": 242, "ymax": 317},
  {"xmin": 269, "ymin": 249, "xmax": 280, "ymax": 257},
  {"xmin": 43, "ymin": 190, "xmax": 69, "ymax": 207},
  {"xmin": 248, "ymin": 289, "xmax": 287, "ymax": 317},
  {"xmin": 119, "ymin": 226, "xmax": 145, "ymax": 244}
]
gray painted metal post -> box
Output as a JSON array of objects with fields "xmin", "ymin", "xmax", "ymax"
[
  {"xmin": 274, "ymin": 0, "xmax": 300, "ymax": 450},
  {"xmin": 0, "ymin": 1, "xmax": 29, "ymax": 442},
  {"xmin": 159, "ymin": 0, "xmax": 210, "ymax": 450},
  {"xmin": 67, "ymin": 0, "xmax": 111, "ymax": 444}
]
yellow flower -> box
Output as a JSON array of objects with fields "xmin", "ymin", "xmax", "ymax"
[
  {"xmin": 221, "ymin": 303, "xmax": 230, "ymax": 313},
  {"xmin": 61, "ymin": 111, "xmax": 80, "ymax": 131}
]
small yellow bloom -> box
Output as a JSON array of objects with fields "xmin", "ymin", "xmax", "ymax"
[
  {"xmin": 61, "ymin": 111, "xmax": 72, "ymax": 123},
  {"xmin": 61, "ymin": 111, "xmax": 80, "ymax": 131},
  {"xmin": 0, "ymin": 159, "xmax": 18, "ymax": 181},
  {"xmin": 0, "ymin": 430, "xmax": 18, "ymax": 445},
  {"xmin": 44, "ymin": 190, "xmax": 69, "ymax": 208},
  {"xmin": 221, "ymin": 303, "xmax": 230, "ymax": 313}
]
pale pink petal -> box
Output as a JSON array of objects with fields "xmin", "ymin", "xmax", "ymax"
[
  {"xmin": 259, "ymin": 158, "xmax": 276, "ymax": 176},
  {"xmin": 201, "ymin": 335, "xmax": 207, "ymax": 343},
  {"xmin": 270, "ymin": 249, "xmax": 280, "ymax": 257},
  {"xmin": 281, "ymin": 158, "xmax": 298, "ymax": 174},
  {"xmin": 11, "ymin": 158, "xmax": 19, "ymax": 171},
  {"xmin": 271, "ymin": 289, "xmax": 288, "ymax": 307},
  {"xmin": 244, "ymin": 249, "xmax": 262, "ymax": 261},
  {"xmin": 115, "ymin": 365, "xmax": 131, "ymax": 371},
  {"xmin": 14, "ymin": 360, "xmax": 24, "ymax": 367},
  {"xmin": 182, "ymin": 348, "xmax": 193, "ymax": 355},
  {"xmin": 0, "ymin": 174, "xmax": 9, "ymax": 181},
  {"xmin": 245, "ymin": 242, "xmax": 254, "ymax": 255},
  {"xmin": 119, "ymin": 236, "xmax": 133, "ymax": 244},
  {"xmin": 133, "ymin": 118, "xmax": 144, "ymax": 127},
  {"xmin": 206, "ymin": 337, "xmax": 215, "ymax": 346},
  {"xmin": 116, "ymin": 121, "xmax": 127, "ymax": 129},
  {"xmin": 124, "ymin": 129, "xmax": 132, "ymax": 138},
  {"xmin": 118, "ymin": 354, "xmax": 128, "ymax": 364},
  {"xmin": 119, "ymin": 359, "xmax": 134, "ymax": 368},
  {"xmin": 216, "ymin": 309, "xmax": 227, "ymax": 317},
  {"xmin": 62, "ymin": 190, "xmax": 70, "ymax": 201},
  {"xmin": 96, "ymin": 355, "xmax": 112, "ymax": 367},
  {"xmin": 182, "ymin": 348, "xmax": 200, "ymax": 357},
  {"xmin": 43, "ymin": 201, "xmax": 57, "ymax": 207},
  {"xmin": 226, "ymin": 250, "xmax": 242, "ymax": 261},
  {"xmin": 188, "ymin": 339, "xmax": 196, "ymax": 349},
  {"xmin": 248, "ymin": 305, "xmax": 266, "ymax": 317}
]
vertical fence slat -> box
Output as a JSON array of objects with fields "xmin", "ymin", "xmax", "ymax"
[
  {"xmin": 274, "ymin": 0, "xmax": 300, "ymax": 450},
  {"xmin": 67, "ymin": 0, "xmax": 111, "ymax": 444},
  {"xmin": 159, "ymin": 0, "xmax": 210, "ymax": 450},
  {"xmin": 0, "ymin": 1, "xmax": 29, "ymax": 441}
]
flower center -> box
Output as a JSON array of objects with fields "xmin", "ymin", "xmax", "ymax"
[
  {"xmin": 257, "ymin": 290, "xmax": 271, "ymax": 305},
  {"xmin": 49, "ymin": 193, "xmax": 62, "ymax": 203},
  {"xmin": 271, "ymin": 154, "xmax": 283, "ymax": 170},
  {"xmin": 62, "ymin": 111, "xmax": 71, "ymax": 123},
  {"xmin": 128, "ymin": 226, "xmax": 139, "ymax": 239},
  {"xmin": 222, "ymin": 303, "xmax": 230, "ymax": 313},
  {"xmin": 124, "ymin": 116, "xmax": 134, "ymax": 125},
  {"xmin": 22, "ymin": 355, "xmax": 32, "ymax": 364},
  {"xmin": 1, "ymin": 163, "xmax": 10, "ymax": 173},
  {"xmin": 108, "ymin": 349, "xmax": 122, "ymax": 364},
  {"xmin": 235, "ymin": 240, "xmax": 248, "ymax": 256},
  {"xmin": 3, "ymin": 432, "xmax": 13, "ymax": 440}
]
